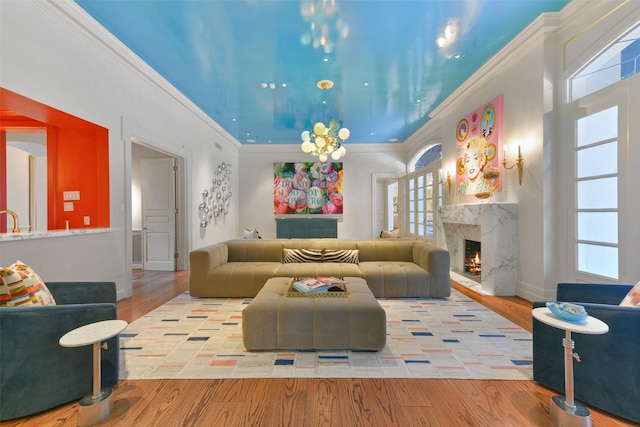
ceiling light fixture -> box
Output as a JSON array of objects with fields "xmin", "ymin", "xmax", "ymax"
[{"xmin": 300, "ymin": 79, "xmax": 348, "ymax": 161}]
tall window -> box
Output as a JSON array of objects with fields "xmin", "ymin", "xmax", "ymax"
[
  {"xmin": 404, "ymin": 166, "xmax": 438, "ymax": 240},
  {"xmin": 575, "ymin": 106, "xmax": 618, "ymax": 279}
]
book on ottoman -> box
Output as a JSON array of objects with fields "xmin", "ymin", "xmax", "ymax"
[{"xmin": 288, "ymin": 277, "xmax": 347, "ymax": 297}]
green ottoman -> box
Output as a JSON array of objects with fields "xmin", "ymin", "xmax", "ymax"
[{"xmin": 242, "ymin": 277, "xmax": 386, "ymax": 351}]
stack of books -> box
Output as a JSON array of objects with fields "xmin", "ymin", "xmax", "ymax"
[{"xmin": 291, "ymin": 276, "xmax": 347, "ymax": 293}]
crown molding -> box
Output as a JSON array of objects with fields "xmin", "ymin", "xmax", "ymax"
[
  {"xmin": 36, "ymin": 0, "xmax": 241, "ymax": 149},
  {"xmin": 402, "ymin": 118, "xmax": 442, "ymax": 151}
]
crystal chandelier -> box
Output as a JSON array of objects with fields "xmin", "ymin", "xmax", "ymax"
[{"xmin": 300, "ymin": 80, "xmax": 348, "ymax": 161}]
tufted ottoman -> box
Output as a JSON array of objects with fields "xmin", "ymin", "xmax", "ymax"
[{"xmin": 242, "ymin": 277, "xmax": 386, "ymax": 351}]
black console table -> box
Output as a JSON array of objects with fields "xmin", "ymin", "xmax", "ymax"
[{"xmin": 276, "ymin": 218, "xmax": 338, "ymax": 238}]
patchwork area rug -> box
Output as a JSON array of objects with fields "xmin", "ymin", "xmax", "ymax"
[{"xmin": 120, "ymin": 290, "xmax": 532, "ymax": 380}]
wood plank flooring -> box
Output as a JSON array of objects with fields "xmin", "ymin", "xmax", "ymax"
[{"xmin": 3, "ymin": 271, "xmax": 635, "ymax": 427}]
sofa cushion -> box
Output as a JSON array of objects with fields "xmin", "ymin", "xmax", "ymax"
[
  {"xmin": 226, "ymin": 240, "xmax": 283, "ymax": 262},
  {"xmin": 358, "ymin": 261, "xmax": 430, "ymax": 297},
  {"xmin": 205, "ymin": 262, "xmax": 283, "ymax": 297},
  {"xmin": 283, "ymin": 248, "xmax": 359, "ymax": 264},
  {"xmin": 0, "ymin": 261, "xmax": 56, "ymax": 307},
  {"xmin": 276, "ymin": 262, "xmax": 362, "ymax": 279},
  {"xmin": 356, "ymin": 240, "xmax": 415, "ymax": 262},
  {"xmin": 619, "ymin": 281, "xmax": 640, "ymax": 307}
]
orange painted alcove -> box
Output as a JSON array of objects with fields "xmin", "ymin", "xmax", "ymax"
[{"xmin": 0, "ymin": 87, "xmax": 110, "ymax": 232}]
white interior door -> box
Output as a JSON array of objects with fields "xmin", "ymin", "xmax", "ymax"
[{"xmin": 141, "ymin": 157, "xmax": 176, "ymax": 271}]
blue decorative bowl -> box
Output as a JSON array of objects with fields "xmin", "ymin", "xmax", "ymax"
[{"xmin": 546, "ymin": 302, "xmax": 588, "ymax": 323}]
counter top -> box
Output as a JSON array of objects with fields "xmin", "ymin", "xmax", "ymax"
[{"xmin": 0, "ymin": 228, "xmax": 111, "ymax": 242}]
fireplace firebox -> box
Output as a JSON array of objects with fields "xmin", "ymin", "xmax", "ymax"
[{"xmin": 464, "ymin": 239, "xmax": 482, "ymax": 281}]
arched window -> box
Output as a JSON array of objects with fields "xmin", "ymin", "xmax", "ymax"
[
  {"xmin": 570, "ymin": 23, "xmax": 639, "ymax": 101},
  {"xmin": 408, "ymin": 143, "xmax": 442, "ymax": 172}
]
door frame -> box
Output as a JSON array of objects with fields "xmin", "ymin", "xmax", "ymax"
[
  {"xmin": 371, "ymin": 173, "xmax": 400, "ymax": 238},
  {"xmin": 128, "ymin": 139, "xmax": 189, "ymax": 272}
]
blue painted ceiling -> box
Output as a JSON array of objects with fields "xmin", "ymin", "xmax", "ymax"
[{"xmin": 75, "ymin": 0, "xmax": 570, "ymax": 145}]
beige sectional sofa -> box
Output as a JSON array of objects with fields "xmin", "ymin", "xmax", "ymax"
[{"xmin": 189, "ymin": 238, "xmax": 451, "ymax": 298}]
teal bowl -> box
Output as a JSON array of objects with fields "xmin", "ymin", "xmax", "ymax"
[{"xmin": 546, "ymin": 302, "xmax": 588, "ymax": 323}]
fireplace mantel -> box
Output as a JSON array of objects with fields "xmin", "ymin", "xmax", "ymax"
[{"xmin": 436, "ymin": 203, "xmax": 518, "ymax": 295}]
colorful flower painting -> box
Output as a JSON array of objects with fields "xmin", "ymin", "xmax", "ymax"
[{"xmin": 274, "ymin": 162, "xmax": 344, "ymax": 215}]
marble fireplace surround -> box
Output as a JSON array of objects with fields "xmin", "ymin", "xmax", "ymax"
[{"xmin": 436, "ymin": 203, "xmax": 518, "ymax": 296}]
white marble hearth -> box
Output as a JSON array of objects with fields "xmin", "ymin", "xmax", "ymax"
[{"xmin": 436, "ymin": 203, "xmax": 518, "ymax": 296}]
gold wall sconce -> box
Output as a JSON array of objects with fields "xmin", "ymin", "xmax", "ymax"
[
  {"xmin": 502, "ymin": 145, "xmax": 524, "ymax": 185},
  {"xmin": 439, "ymin": 169, "xmax": 453, "ymax": 195}
]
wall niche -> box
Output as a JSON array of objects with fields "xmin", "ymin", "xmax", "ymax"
[{"xmin": 1, "ymin": 87, "xmax": 110, "ymax": 232}]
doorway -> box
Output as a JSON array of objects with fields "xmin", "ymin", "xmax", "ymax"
[{"xmin": 132, "ymin": 142, "xmax": 184, "ymax": 271}]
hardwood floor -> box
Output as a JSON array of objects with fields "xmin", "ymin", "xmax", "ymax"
[{"xmin": 4, "ymin": 271, "xmax": 635, "ymax": 427}]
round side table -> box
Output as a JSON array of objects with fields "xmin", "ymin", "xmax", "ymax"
[
  {"xmin": 60, "ymin": 319, "xmax": 128, "ymax": 427},
  {"xmin": 532, "ymin": 307, "xmax": 608, "ymax": 427}
]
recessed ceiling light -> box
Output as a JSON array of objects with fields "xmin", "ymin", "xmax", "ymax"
[
  {"xmin": 370, "ymin": 132, "xmax": 375, "ymax": 136},
  {"xmin": 260, "ymin": 82, "xmax": 268, "ymax": 88},
  {"xmin": 281, "ymin": 83, "xmax": 287, "ymax": 88},
  {"xmin": 246, "ymin": 139, "xmax": 256, "ymax": 143},
  {"xmin": 323, "ymin": 57, "xmax": 329, "ymax": 62},
  {"xmin": 232, "ymin": 118, "xmax": 237, "ymax": 121},
  {"xmin": 269, "ymin": 83, "xmax": 275, "ymax": 89},
  {"xmin": 449, "ymin": 51, "xmax": 464, "ymax": 60},
  {"xmin": 363, "ymin": 82, "xmax": 369, "ymax": 86}
]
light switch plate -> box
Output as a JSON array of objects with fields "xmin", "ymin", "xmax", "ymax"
[
  {"xmin": 84, "ymin": 216, "xmax": 90, "ymax": 225},
  {"xmin": 63, "ymin": 191, "xmax": 80, "ymax": 201},
  {"xmin": 64, "ymin": 202, "xmax": 74, "ymax": 212}
]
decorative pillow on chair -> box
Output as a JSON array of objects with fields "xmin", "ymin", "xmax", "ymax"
[
  {"xmin": 244, "ymin": 229, "xmax": 262, "ymax": 239},
  {"xmin": 380, "ymin": 229, "xmax": 400, "ymax": 238},
  {"xmin": 619, "ymin": 281, "xmax": 640, "ymax": 307},
  {"xmin": 0, "ymin": 261, "xmax": 56, "ymax": 307}
]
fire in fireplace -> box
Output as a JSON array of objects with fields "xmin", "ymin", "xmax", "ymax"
[{"xmin": 464, "ymin": 239, "xmax": 482, "ymax": 280}]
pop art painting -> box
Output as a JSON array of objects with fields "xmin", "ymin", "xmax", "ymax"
[{"xmin": 455, "ymin": 96, "xmax": 503, "ymax": 198}]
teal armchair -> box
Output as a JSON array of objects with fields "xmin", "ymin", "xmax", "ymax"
[
  {"xmin": 532, "ymin": 283, "xmax": 640, "ymax": 423},
  {"xmin": 0, "ymin": 282, "xmax": 119, "ymax": 421}
]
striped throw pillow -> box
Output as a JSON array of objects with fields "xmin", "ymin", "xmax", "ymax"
[
  {"xmin": 0, "ymin": 261, "xmax": 56, "ymax": 307},
  {"xmin": 283, "ymin": 248, "xmax": 359, "ymax": 264},
  {"xmin": 321, "ymin": 249, "xmax": 359, "ymax": 264}
]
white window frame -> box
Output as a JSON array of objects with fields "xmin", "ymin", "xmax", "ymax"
[
  {"xmin": 400, "ymin": 161, "xmax": 441, "ymax": 241},
  {"xmin": 565, "ymin": 83, "xmax": 632, "ymax": 283}
]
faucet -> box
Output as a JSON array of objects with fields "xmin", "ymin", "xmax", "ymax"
[{"xmin": 0, "ymin": 210, "xmax": 20, "ymax": 233}]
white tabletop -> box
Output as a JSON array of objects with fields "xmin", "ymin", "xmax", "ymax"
[
  {"xmin": 59, "ymin": 319, "xmax": 128, "ymax": 348},
  {"xmin": 532, "ymin": 307, "xmax": 608, "ymax": 335}
]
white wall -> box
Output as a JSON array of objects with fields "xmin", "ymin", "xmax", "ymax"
[
  {"xmin": 0, "ymin": 1, "xmax": 240, "ymax": 299},
  {"xmin": 239, "ymin": 145, "xmax": 406, "ymax": 240}
]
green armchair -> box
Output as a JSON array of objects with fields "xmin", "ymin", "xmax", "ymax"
[{"xmin": 0, "ymin": 282, "xmax": 119, "ymax": 421}]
